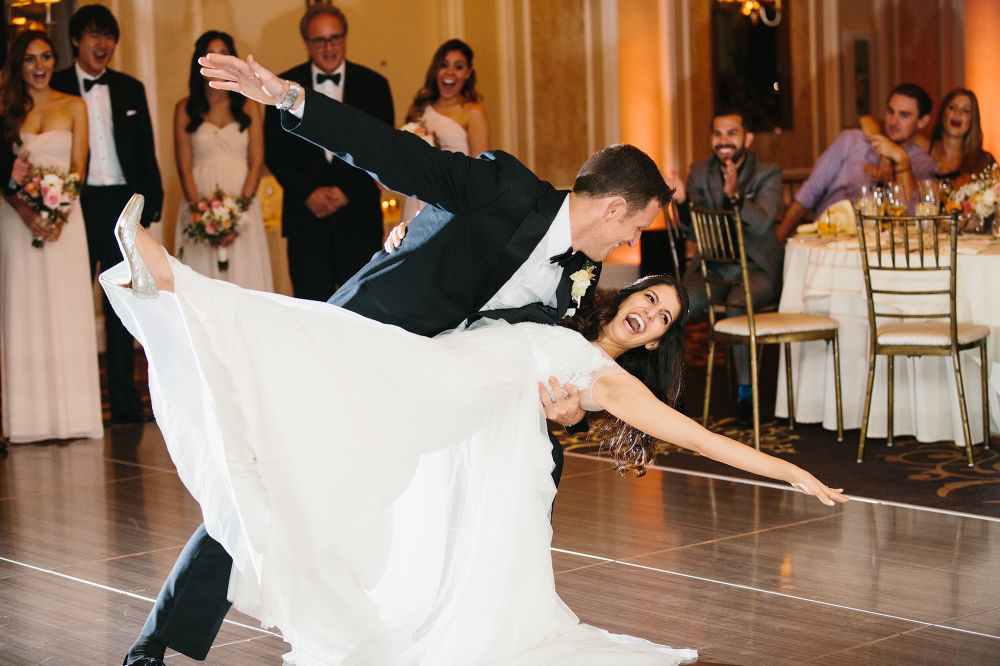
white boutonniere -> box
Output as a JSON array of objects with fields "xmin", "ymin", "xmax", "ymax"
[{"xmin": 569, "ymin": 260, "xmax": 597, "ymax": 306}]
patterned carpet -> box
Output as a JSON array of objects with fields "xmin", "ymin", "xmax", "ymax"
[{"xmin": 558, "ymin": 318, "xmax": 1000, "ymax": 518}]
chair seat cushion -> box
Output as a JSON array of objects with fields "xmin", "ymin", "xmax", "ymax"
[
  {"xmin": 714, "ymin": 312, "xmax": 839, "ymax": 336},
  {"xmin": 876, "ymin": 322, "xmax": 990, "ymax": 346}
]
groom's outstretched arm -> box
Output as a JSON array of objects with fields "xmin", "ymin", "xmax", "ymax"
[
  {"xmin": 199, "ymin": 53, "xmax": 531, "ymax": 217},
  {"xmin": 284, "ymin": 89, "xmax": 519, "ymax": 216}
]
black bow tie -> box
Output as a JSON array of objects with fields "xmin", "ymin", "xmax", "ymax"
[
  {"xmin": 549, "ymin": 248, "xmax": 576, "ymax": 267},
  {"xmin": 83, "ymin": 73, "xmax": 109, "ymax": 92},
  {"xmin": 316, "ymin": 72, "xmax": 341, "ymax": 85}
]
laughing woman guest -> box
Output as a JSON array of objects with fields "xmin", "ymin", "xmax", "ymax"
[
  {"xmin": 928, "ymin": 88, "xmax": 996, "ymax": 185},
  {"xmin": 174, "ymin": 31, "xmax": 272, "ymax": 291},
  {"xmin": 400, "ymin": 39, "xmax": 490, "ymax": 224},
  {"xmin": 0, "ymin": 31, "xmax": 103, "ymax": 442}
]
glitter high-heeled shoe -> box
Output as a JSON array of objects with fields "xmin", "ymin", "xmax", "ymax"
[{"xmin": 114, "ymin": 194, "xmax": 158, "ymax": 299}]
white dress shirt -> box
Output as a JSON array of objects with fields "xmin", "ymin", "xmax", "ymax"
[
  {"xmin": 312, "ymin": 62, "xmax": 345, "ymax": 163},
  {"xmin": 480, "ymin": 193, "xmax": 573, "ymax": 314},
  {"xmin": 75, "ymin": 62, "xmax": 127, "ymax": 186}
]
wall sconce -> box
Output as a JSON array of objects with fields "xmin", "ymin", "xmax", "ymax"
[
  {"xmin": 717, "ymin": 0, "xmax": 781, "ymax": 26},
  {"xmin": 8, "ymin": 0, "xmax": 62, "ymax": 32}
]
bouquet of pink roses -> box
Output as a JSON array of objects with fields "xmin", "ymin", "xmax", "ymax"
[
  {"xmin": 400, "ymin": 118, "xmax": 442, "ymax": 148},
  {"xmin": 182, "ymin": 186, "xmax": 249, "ymax": 270},
  {"xmin": 18, "ymin": 166, "xmax": 82, "ymax": 248}
]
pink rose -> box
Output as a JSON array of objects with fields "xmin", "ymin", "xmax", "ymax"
[
  {"xmin": 44, "ymin": 190, "xmax": 61, "ymax": 208},
  {"xmin": 205, "ymin": 221, "xmax": 217, "ymax": 235},
  {"xmin": 197, "ymin": 201, "xmax": 209, "ymax": 212}
]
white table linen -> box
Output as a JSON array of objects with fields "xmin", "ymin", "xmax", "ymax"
[{"xmin": 776, "ymin": 235, "xmax": 1000, "ymax": 443}]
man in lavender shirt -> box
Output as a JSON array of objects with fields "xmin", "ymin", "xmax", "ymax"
[{"xmin": 778, "ymin": 83, "xmax": 936, "ymax": 242}]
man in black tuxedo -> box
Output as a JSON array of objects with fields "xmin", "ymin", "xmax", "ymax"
[
  {"xmin": 50, "ymin": 5, "xmax": 163, "ymax": 424},
  {"xmin": 122, "ymin": 52, "xmax": 670, "ymax": 666},
  {"xmin": 265, "ymin": 2, "xmax": 394, "ymax": 302}
]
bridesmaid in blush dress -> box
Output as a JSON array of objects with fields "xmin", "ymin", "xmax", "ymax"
[
  {"xmin": 0, "ymin": 31, "xmax": 103, "ymax": 443},
  {"xmin": 400, "ymin": 39, "xmax": 490, "ymax": 224},
  {"xmin": 173, "ymin": 31, "xmax": 272, "ymax": 292}
]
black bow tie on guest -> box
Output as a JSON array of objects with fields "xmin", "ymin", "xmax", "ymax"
[
  {"xmin": 316, "ymin": 72, "xmax": 341, "ymax": 85},
  {"xmin": 549, "ymin": 248, "xmax": 576, "ymax": 266},
  {"xmin": 83, "ymin": 73, "xmax": 109, "ymax": 92}
]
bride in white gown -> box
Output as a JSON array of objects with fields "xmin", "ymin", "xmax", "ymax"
[
  {"xmin": 0, "ymin": 31, "xmax": 103, "ymax": 443},
  {"xmin": 103, "ymin": 198, "xmax": 846, "ymax": 664}
]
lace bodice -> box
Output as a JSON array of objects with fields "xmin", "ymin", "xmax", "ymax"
[{"xmin": 515, "ymin": 322, "xmax": 627, "ymax": 411}]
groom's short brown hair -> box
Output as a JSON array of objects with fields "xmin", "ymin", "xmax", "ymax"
[{"xmin": 573, "ymin": 144, "xmax": 672, "ymax": 216}]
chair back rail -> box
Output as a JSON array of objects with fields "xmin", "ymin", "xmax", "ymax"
[
  {"xmin": 689, "ymin": 207, "xmax": 757, "ymax": 344},
  {"xmin": 663, "ymin": 200, "xmax": 683, "ymax": 277},
  {"xmin": 854, "ymin": 211, "xmax": 961, "ymax": 353}
]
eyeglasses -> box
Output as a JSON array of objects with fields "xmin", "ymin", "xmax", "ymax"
[{"xmin": 306, "ymin": 34, "xmax": 345, "ymax": 46}]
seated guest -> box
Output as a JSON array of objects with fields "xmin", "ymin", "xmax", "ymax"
[
  {"xmin": 666, "ymin": 108, "xmax": 783, "ymax": 427},
  {"xmin": 928, "ymin": 88, "xmax": 996, "ymax": 186},
  {"xmin": 778, "ymin": 83, "xmax": 936, "ymax": 241}
]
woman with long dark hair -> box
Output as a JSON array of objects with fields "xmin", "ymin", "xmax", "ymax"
[
  {"xmin": 399, "ymin": 39, "xmax": 491, "ymax": 224},
  {"xmin": 173, "ymin": 31, "xmax": 272, "ymax": 291},
  {"xmin": 0, "ymin": 30, "xmax": 102, "ymax": 443},
  {"xmin": 928, "ymin": 88, "xmax": 996, "ymax": 185},
  {"xmin": 103, "ymin": 207, "xmax": 846, "ymax": 662}
]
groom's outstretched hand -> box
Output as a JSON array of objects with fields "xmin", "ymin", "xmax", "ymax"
[{"xmin": 199, "ymin": 53, "xmax": 295, "ymax": 109}]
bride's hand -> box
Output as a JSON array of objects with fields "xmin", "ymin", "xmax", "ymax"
[
  {"xmin": 384, "ymin": 220, "xmax": 409, "ymax": 253},
  {"xmin": 788, "ymin": 469, "xmax": 848, "ymax": 506},
  {"xmin": 198, "ymin": 53, "xmax": 286, "ymax": 106}
]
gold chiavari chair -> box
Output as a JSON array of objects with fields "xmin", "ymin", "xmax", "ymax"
[
  {"xmin": 854, "ymin": 211, "xmax": 990, "ymax": 465},
  {"xmin": 690, "ymin": 207, "xmax": 844, "ymax": 450}
]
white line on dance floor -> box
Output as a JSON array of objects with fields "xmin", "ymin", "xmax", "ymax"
[
  {"xmin": 565, "ymin": 452, "xmax": 1000, "ymax": 523},
  {"xmin": 549, "ymin": 547, "xmax": 1000, "ymax": 641},
  {"xmin": 5, "ymin": 545, "xmax": 997, "ymax": 644},
  {"xmin": 0, "ymin": 555, "xmax": 281, "ymax": 637}
]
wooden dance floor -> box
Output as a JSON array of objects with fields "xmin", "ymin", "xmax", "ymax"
[{"xmin": 2, "ymin": 425, "xmax": 999, "ymax": 664}]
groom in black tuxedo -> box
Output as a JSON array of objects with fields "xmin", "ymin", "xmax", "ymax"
[
  {"xmin": 50, "ymin": 5, "xmax": 163, "ymax": 424},
  {"xmin": 265, "ymin": 2, "xmax": 394, "ymax": 302},
  {"xmin": 122, "ymin": 52, "xmax": 671, "ymax": 666}
]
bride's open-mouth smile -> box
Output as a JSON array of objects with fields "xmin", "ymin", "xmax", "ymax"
[{"xmin": 624, "ymin": 313, "xmax": 645, "ymax": 335}]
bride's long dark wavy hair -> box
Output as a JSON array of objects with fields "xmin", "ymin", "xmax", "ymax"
[
  {"xmin": 1, "ymin": 31, "xmax": 56, "ymax": 149},
  {"xmin": 185, "ymin": 31, "xmax": 251, "ymax": 133},
  {"xmin": 559, "ymin": 274, "xmax": 690, "ymax": 476}
]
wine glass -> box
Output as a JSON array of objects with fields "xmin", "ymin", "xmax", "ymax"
[{"xmin": 885, "ymin": 183, "xmax": 907, "ymax": 217}]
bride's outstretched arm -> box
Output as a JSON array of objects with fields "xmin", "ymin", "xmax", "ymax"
[{"xmin": 591, "ymin": 373, "xmax": 848, "ymax": 506}]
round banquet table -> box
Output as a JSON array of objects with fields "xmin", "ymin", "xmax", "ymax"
[{"xmin": 776, "ymin": 234, "xmax": 1000, "ymax": 444}]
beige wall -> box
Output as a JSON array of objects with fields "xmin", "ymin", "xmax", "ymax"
[
  {"xmin": 81, "ymin": 0, "xmax": 443, "ymax": 253},
  {"xmin": 966, "ymin": 0, "xmax": 1000, "ymax": 158},
  {"xmin": 633, "ymin": 0, "xmax": 966, "ymax": 180}
]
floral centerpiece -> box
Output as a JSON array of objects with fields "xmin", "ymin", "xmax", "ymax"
[
  {"xmin": 946, "ymin": 163, "xmax": 1000, "ymax": 232},
  {"xmin": 400, "ymin": 118, "xmax": 441, "ymax": 148},
  {"xmin": 182, "ymin": 186, "xmax": 249, "ymax": 270},
  {"xmin": 18, "ymin": 166, "xmax": 82, "ymax": 248}
]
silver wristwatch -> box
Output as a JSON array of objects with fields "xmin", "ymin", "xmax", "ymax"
[{"xmin": 277, "ymin": 81, "xmax": 301, "ymax": 111}]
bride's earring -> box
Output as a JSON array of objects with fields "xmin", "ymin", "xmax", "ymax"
[{"xmin": 114, "ymin": 194, "xmax": 158, "ymax": 299}]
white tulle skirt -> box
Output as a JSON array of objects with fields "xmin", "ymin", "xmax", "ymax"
[{"xmin": 101, "ymin": 259, "xmax": 696, "ymax": 665}]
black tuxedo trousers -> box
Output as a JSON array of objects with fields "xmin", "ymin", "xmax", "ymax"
[{"xmin": 82, "ymin": 186, "xmax": 144, "ymax": 422}]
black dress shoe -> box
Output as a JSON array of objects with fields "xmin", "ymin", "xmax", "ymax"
[
  {"xmin": 123, "ymin": 657, "xmax": 165, "ymax": 666},
  {"xmin": 737, "ymin": 398, "xmax": 753, "ymax": 429}
]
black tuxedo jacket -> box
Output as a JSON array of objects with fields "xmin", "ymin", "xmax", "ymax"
[
  {"xmin": 282, "ymin": 90, "xmax": 600, "ymax": 337},
  {"xmin": 49, "ymin": 66, "xmax": 164, "ymax": 226},
  {"xmin": 265, "ymin": 61, "xmax": 394, "ymax": 240}
]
